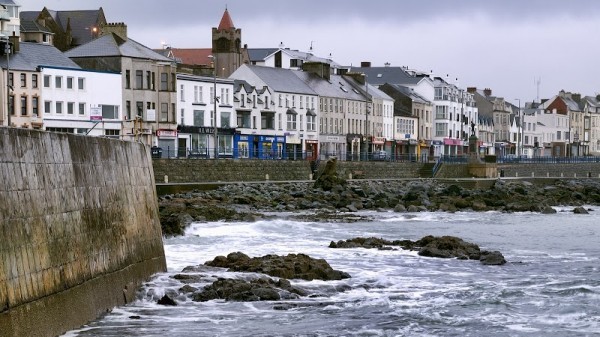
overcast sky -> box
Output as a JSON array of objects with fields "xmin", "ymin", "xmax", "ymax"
[{"xmin": 17, "ymin": 0, "xmax": 600, "ymax": 103}]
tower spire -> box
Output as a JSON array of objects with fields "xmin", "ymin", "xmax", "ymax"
[{"xmin": 218, "ymin": 7, "xmax": 235, "ymax": 31}]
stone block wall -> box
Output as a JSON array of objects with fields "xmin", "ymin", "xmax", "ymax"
[
  {"xmin": 0, "ymin": 128, "xmax": 166, "ymax": 337},
  {"xmin": 153, "ymin": 159, "xmax": 314, "ymax": 183},
  {"xmin": 499, "ymin": 163, "xmax": 600, "ymax": 178}
]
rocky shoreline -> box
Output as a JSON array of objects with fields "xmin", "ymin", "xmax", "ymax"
[{"xmin": 158, "ymin": 177, "xmax": 598, "ymax": 236}]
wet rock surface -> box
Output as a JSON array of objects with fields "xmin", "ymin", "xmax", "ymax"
[
  {"xmin": 204, "ymin": 252, "xmax": 351, "ymax": 281},
  {"xmin": 330, "ymin": 235, "xmax": 506, "ymax": 265},
  {"xmin": 158, "ymin": 179, "xmax": 600, "ymax": 236}
]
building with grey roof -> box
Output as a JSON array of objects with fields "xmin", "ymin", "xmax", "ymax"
[
  {"xmin": 20, "ymin": 7, "xmax": 107, "ymax": 51},
  {"xmin": 65, "ymin": 31, "xmax": 177, "ymax": 147},
  {"xmin": 230, "ymin": 64, "xmax": 320, "ymax": 160}
]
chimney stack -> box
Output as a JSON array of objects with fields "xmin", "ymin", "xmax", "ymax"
[
  {"xmin": 467, "ymin": 87, "xmax": 477, "ymax": 93},
  {"xmin": 9, "ymin": 32, "xmax": 19, "ymax": 53},
  {"xmin": 101, "ymin": 22, "xmax": 128, "ymax": 40},
  {"xmin": 483, "ymin": 88, "xmax": 492, "ymax": 97},
  {"xmin": 360, "ymin": 61, "xmax": 371, "ymax": 68}
]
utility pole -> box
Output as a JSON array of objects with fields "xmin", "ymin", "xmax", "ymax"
[{"xmin": 364, "ymin": 74, "xmax": 369, "ymax": 160}]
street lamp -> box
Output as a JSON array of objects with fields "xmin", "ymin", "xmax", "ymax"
[
  {"xmin": 515, "ymin": 98, "xmax": 521, "ymax": 156},
  {"xmin": 208, "ymin": 55, "xmax": 218, "ymax": 159},
  {"xmin": 364, "ymin": 74, "xmax": 369, "ymax": 160},
  {"xmin": 4, "ymin": 38, "xmax": 10, "ymax": 127}
]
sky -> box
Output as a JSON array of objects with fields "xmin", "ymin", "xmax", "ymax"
[{"xmin": 17, "ymin": 0, "xmax": 600, "ymax": 103}]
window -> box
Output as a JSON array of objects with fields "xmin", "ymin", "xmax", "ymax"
[
  {"xmin": 125, "ymin": 70, "xmax": 131, "ymax": 89},
  {"xmin": 287, "ymin": 113, "xmax": 297, "ymax": 130},
  {"xmin": 32, "ymin": 74, "xmax": 38, "ymax": 88},
  {"xmin": 180, "ymin": 84, "xmax": 185, "ymax": 101},
  {"xmin": 67, "ymin": 102, "xmax": 74, "ymax": 114},
  {"xmin": 55, "ymin": 76, "xmax": 62, "ymax": 89},
  {"xmin": 151, "ymin": 72, "xmax": 156, "ymax": 90},
  {"xmin": 210, "ymin": 87, "xmax": 215, "ymax": 104},
  {"xmin": 193, "ymin": 110, "xmax": 204, "ymax": 126},
  {"xmin": 32, "ymin": 97, "xmax": 38, "ymax": 116},
  {"xmin": 218, "ymin": 136, "xmax": 233, "ymax": 155},
  {"xmin": 67, "ymin": 77, "xmax": 73, "ymax": 89},
  {"xmin": 104, "ymin": 129, "xmax": 120, "ymax": 138},
  {"xmin": 161, "ymin": 102, "xmax": 168, "ymax": 121},
  {"xmin": 225, "ymin": 88, "xmax": 230, "ymax": 105},
  {"xmin": 125, "ymin": 101, "xmax": 131, "ymax": 119},
  {"xmin": 43, "ymin": 75, "xmax": 51, "ymax": 88},
  {"xmin": 435, "ymin": 122, "xmax": 447, "ymax": 137},
  {"xmin": 101, "ymin": 105, "xmax": 119, "ymax": 119},
  {"xmin": 8, "ymin": 95, "xmax": 13, "ymax": 115},
  {"xmin": 180, "ymin": 109, "xmax": 184, "ymax": 125},
  {"xmin": 261, "ymin": 113, "xmax": 275, "ymax": 129},
  {"xmin": 300, "ymin": 96, "xmax": 304, "ymax": 109},
  {"xmin": 56, "ymin": 101, "xmax": 63, "ymax": 114},
  {"xmin": 20, "ymin": 73, "xmax": 26, "ymax": 87},
  {"xmin": 160, "ymin": 72, "xmax": 168, "ymax": 91},
  {"xmin": 136, "ymin": 70, "xmax": 143, "ymax": 89},
  {"xmin": 46, "ymin": 127, "xmax": 75, "ymax": 133},
  {"xmin": 307, "ymin": 115, "xmax": 316, "ymax": 131},
  {"xmin": 240, "ymin": 94, "xmax": 245, "ymax": 107},
  {"xmin": 194, "ymin": 86, "xmax": 203, "ymax": 103},
  {"xmin": 44, "ymin": 101, "xmax": 51, "ymax": 113},
  {"xmin": 77, "ymin": 77, "xmax": 85, "ymax": 90},
  {"xmin": 221, "ymin": 111, "xmax": 230, "ymax": 128},
  {"xmin": 237, "ymin": 112, "xmax": 250, "ymax": 128},
  {"xmin": 20, "ymin": 96, "xmax": 27, "ymax": 116},
  {"xmin": 146, "ymin": 71, "xmax": 151, "ymax": 89},
  {"xmin": 79, "ymin": 103, "xmax": 85, "ymax": 115},
  {"xmin": 136, "ymin": 101, "xmax": 143, "ymax": 117}
]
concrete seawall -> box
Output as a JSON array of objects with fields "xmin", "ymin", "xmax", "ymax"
[{"xmin": 0, "ymin": 128, "xmax": 166, "ymax": 337}]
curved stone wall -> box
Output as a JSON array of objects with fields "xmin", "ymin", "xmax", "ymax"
[{"xmin": 0, "ymin": 128, "xmax": 166, "ymax": 337}]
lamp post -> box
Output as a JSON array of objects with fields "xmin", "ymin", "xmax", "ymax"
[
  {"xmin": 364, "ymin": 74, "xmax": 369, "ymax": 160},
  {"xmin": 5, "ymin": 39, "xmax": 10, "ymax": 127},
  {"xmin": 515, "ymin": 98, "xmax": 521, "ymax": 156},
  {"xmin": 208, "ymin": 55, "xmax": 218, "ymax": 159}
]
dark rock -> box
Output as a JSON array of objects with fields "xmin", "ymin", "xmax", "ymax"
[
  {"xmin": 157, "ymin": 294, "xmax": 177, "ymax": 306},
  {"xmin": 192, "ymin": 277, "xmax": 306, "ymax": 302},
  {"xmin": 417, "ymin": 235, "xmax": 481, "ymax": 260},
  {"xmin": 573, "ymin": 206, "xmax": 589, "ymax": 214},
  {"xmin": 204, "ymin": 252, "xmax": 351, "ymax": 281},
  {"xmin": 480, "ymin": 250, "xmax": 507, "ymax": 265},
  {"xmin": 540, "ymin": 206, "xmax": 557, "ymax": 214},
  {"xmin": 313, "ymin": 157, "xmax": 347, "ymax": 191}
]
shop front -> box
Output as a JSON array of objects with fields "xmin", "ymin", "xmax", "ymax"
[
  {"xmin": 320, "ymin": 135, "xmax": 346, "ymax": 160},
  {"xmin": 305, "ymin": 139, "xmax": 319, "ymax": 161},
  {"xmin": 178, "ymin": 125, "xmax": 235, "ymax": 158},
  {"xmin": 234, "ymin": 135, "xmax": 286, "ymax": 159},
  {"xmin": 443, "ymin": 138, "xmax": 464, "ymax": 157},
  {"xmin": 346, "ymin": 134, "xmax": 362, "ymax": 161},
  {"xmin": 285, "ymin": 134, "xmax": 302, "ymax": 160},
  {"xmin": 156, "ymin": 129, "xmax": 178, "ymax": 158}
]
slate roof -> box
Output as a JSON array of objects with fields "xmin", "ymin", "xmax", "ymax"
[
  {"xmin": 293, "ymin": 71, "xmax": 364, "ymax": 101},
  {"xmin": 21, "ymin": 9, "xmax": 105, "ymax": 47},
  {"xmin": 383, "ymin": 83, "xmax": 429, "ymax": 104},
  {"xmin": 247, "ymin": 48, "xmax": 278, "ymax": 63},
  {"xmin": 20, "ymin": 20, "xmax": 54, "ymax": 34},
  {"xmin": 19, "ymin": 11, "xmax": 39, "ymax": 22},
  {"xmin": 349, "ymin": 66, "xmax": 425, "ymax": 86},
  {"xmin": 65, "ymin": 33, "xmax": 173, "ymax": 62},
  {"xmin": 239, "ymin": 65, "xmax": 316, "ymax": 95},
  {"xmin": 0, "ymin": 42, "xmax": 81, "ymax": 71},
  {"xmin": 562, "ymin": 97, "xmax": 581, "ymax": 111}
]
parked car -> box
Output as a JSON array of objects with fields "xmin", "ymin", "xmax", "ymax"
[{"xmin": 372, "ymin": 150, "xmax": 390, "ymax": 161}]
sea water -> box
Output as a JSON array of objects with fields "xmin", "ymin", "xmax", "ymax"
[{"xmin": 64, "ymin": 207, "xmax": 600, "ymax": 336}]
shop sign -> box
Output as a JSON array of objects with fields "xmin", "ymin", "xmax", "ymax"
[
  {"xmin": 157, "ymin": 129, "xmax": 177, "ymax": 139},
  {"xmin": 90, "ymin": 107, "xmax": 102, "ymax": 121}
]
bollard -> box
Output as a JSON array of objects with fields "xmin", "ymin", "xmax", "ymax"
[
  {"xmin": 516, "ymin": 172, "xmax": 519, "ymax": 177},
  {"xmin": 349, "ymin": 173, "xmax": 353, "ymax": 180},
  {"xmin": 309, "ymin": 173, "xmax": 313, "ymax": 180},
  {"xmin": 532, "ymin": 172, "xmax": 535, "ymax": 177},
  {"xmin": 574, "ymin": 173, "xmax": 577, "ymax": 178},
  {"xmin": 265, "ymin": 174, "xmax": 270, "ymax": 181},
  {"xmin": 164, "ymin": 175, "xmax": 169, "ymax": 183},
  {"xmin": 561, "ymin": 172, "xmax": 564, "ymax": 178},
  {"xmin": 547, "ymin": 172, "xmax": 550, "ymax": 177}
]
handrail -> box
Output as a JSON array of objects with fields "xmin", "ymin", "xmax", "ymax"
[{"xmin": 432, "ymin": 157, "xmax": 442, "ymax": 177}]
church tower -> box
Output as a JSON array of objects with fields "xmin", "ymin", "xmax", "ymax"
[{"xmin": 212, "ymin": 8, "xmax": 246, "ymax": 78}]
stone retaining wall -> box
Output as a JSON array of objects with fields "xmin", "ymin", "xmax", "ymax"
[{"xmin": 0, "ymin": 128, "xmax": 166, "ymax": 337}]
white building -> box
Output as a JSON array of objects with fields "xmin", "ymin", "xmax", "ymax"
[
  {"xmin": 230, "ymin": 64, "xmax": 320, "ymax": 160},
  {"xmin": 0, "ymin": 1, "xmax": 20, "ymax": 38},
  {"xmin": 432, "ymin": 77, "xmax": 478, "ymax": 157},
  {"xmin": 176, "ymin": 73, "xmax": 235, "ymax": 158},
  {"xmin": 41, "ymin": 66, "xmax": 122, "ymax": 137}
]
